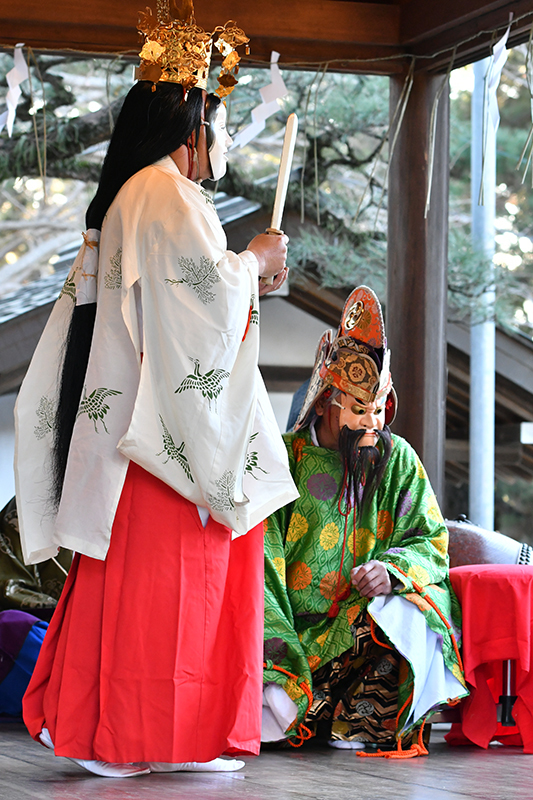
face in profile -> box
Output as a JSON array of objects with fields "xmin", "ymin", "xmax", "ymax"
[{"xmin": 208, "ymin": 104, "xmax": 233, "ymax": 181}]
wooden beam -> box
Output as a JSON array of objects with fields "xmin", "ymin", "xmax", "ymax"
[
  {"xmin": 447, "ymin": 342, "xmax": 533, "ymax": 422},
  {"xmin": 401, "ymin": 0, "xmax": 533, "ymax": 71},
  {"xmin": 387, "ymin": 69, "xmax": 449, "ymax": 502},
  {"xmin": 0, "ymin": 0, "xmax": 531, "ymax": 74},
  {"xmin": 446, "ymin": 436, "xmax": 533, "ymax": 479},
  {"xmin": 246, "ymin": 41, "xmax": 405, "ymax": 74},
  {"xmin": 401, "ymin": 0, "xmax": 518, "ymax": 44},
  {"xmin": 0, "ymin": 0, "xmax": 402, "ymax": 70},
  {"xmin": 260, "ymin": 365, "xmax": 312, "ymax": 393},
  {"xmin": 0, "ymin": 0, "xmax": 400, "ymax": 45},
  {"xmin": 287, "ymin": 284, "xmax": 347, "ymax": 328},
  {"xmin": 198, "ymin": 0, "xmax": 401, "ymax": 46}
]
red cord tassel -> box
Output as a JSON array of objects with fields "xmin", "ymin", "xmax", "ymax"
[{"xmin": 328, "ymin": 601, "xmax": 340, "ymax": 618}]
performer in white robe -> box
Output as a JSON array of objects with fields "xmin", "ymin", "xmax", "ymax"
[
  {"xmin": 16, "ymin": 57, "xmax": 298, "ymax": 776},
  {"xmin": 16, "ymin": 152, "xmax": 296, "ymax": 564}
]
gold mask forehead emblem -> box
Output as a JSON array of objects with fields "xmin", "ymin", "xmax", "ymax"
[{"xmin": 344, "ymin": 300, "xmax": 364, "ymax": 331}]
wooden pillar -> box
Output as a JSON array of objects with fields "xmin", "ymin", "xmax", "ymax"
[{"xmin": 387, "ymin": 70, "xmax": 449, "ymax": 503}]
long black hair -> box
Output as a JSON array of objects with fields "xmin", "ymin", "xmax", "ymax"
[{"xmin": 52, "ymin": 82, "xmax": 216, "ymax": 508}]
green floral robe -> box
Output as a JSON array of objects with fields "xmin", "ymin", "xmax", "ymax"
[{"xmin": 264, "ymin": 428, "xmax": 467, "ymax": 738}]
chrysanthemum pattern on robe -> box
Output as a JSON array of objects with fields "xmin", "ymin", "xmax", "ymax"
[
  {"xmin": 199, "ymin": 187, "xmax": 216, "ymax": 207},
  {"xmin": 104, "ymin": 247, "xmax": 122, "ymax": 289},
  {"xmin": 207, "ymin": 469, "xmax": 236, "ymax": 511},
  {"xmin": 166, "ymin": 256, "xmax": 221, "ymax": 305},
  {"xmin": 34, "ymin": 396, "xmax": 55, "ymax": 440}
]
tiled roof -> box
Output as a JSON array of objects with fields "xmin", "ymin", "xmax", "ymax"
[{"xmin": 0, "ymin": 261, "xmax": 73, "ymax": 325}]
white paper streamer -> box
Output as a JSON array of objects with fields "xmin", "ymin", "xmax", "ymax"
[
  {"xmin": 516, "ymin": 27, "xmax": 533, "ymax": 184},
  {"xmin": 231, "ymin": 52, "xmax": 288, "ymax": 149},
  {"xmin": 486, "ymin": 16, "xmax": 513, "ymax": 137},
  {"xmin": 424, "ymin": 48, "xmax": 456, "ymax": 219},
  {"xmin": 478, "ymin": 15, "xmax": 512, "ymax": 203},
  {"xmin": 0, "ymin": 44, "xmax": 29, "ymax": 137}
]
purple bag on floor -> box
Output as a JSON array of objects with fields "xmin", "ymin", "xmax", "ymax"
[{"xmin": 0, "ymin": 609, "xmax": 48, "ymax": 716}]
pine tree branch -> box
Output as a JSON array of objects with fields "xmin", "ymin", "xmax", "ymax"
[{"xmin": 0, "ymin": 95, "xmax": 125, "ymax": 181}]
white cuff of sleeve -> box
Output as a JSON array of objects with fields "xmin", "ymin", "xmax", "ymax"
[{"xmin": 239, "ymin": 249, "xmax": 259, "ymax": 275}]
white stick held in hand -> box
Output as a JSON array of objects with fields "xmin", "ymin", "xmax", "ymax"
[
  {"xmin": 271, "ymin": 112, "xmax": 298, "ymax": 232},
  {"xmin": 262, "ymin": 113, "xmax": 299, "ymax": 284}
]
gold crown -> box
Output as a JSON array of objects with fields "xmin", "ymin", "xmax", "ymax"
[{"xmin": 137, "ymin": 0, "xmax": 249, "ymax": 97}]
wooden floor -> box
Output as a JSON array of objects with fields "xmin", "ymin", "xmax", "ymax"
[{"xmin": 0, "ymin": 723, "xmax": 531, "ymax": 800}]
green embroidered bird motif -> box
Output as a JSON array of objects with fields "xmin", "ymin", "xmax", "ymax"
[
  {"xmin": 245, "ymin": 432, "xmax": 268, "ymax": 480},
  {"xmin": 77, "ymin": 387, "xmax": 122, "ymax": 433},
  {"xmin": 156, "ymin": 415, "xmax": 194, "ymax": 482},
  {"xmin": 59, "ymin": 273, "xmax": 76, "ymax": 303},
  {"xmin": 175, "ymin": 358, "xmax": 229, "ymax": 408}
]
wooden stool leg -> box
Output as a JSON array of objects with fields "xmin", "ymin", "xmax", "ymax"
[{"xmin": 499, "ymin": 660, "xmax": 517, "ymax": 727}]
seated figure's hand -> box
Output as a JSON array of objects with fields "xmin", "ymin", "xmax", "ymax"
[
  {"xmin": 350, "ymin": 560, "xmax": 392, "ymax": 598},
  {"xmin": 246, "ymin": 232, "xmax": 288, "ymax": 278},
  {"xmin": 258, "ymin": 267, "xmax": 289, "ymax": 296}
]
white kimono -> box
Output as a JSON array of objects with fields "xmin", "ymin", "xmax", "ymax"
[{"xmin": 15, "ymin": 156, "xmax": 298, "ymax": 564}]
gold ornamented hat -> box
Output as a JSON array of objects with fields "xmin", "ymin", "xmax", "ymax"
[
  {"xmin": 293, "ymin": 286, "xmax": 397, "ymax": 430},
  {"xmin": 137, "ymin": 0, "xmax": 249, "ymax": 97}
]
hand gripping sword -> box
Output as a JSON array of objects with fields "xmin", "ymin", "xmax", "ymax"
[{"xmin": 261, "ymin": 113, "xmax": 298, "ymax": 284}]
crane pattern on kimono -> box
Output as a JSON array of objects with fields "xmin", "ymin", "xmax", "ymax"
[
  {"xmin": 77, "ymin": 386, "xmax": 122, "ymax": 433},
  {"xmin": 59, "ymin": 272, "xmax": 76, "ymax": 303},
  {"xmin": 156, "ymin": 414, "xmax": 194, "ymax": 482},
  {"xmin": 245, "ymin": 432, "xmax": 268, "ymax": 480},
  {"xmin": 175, "ymin": 357, "xmax": 230, "ymax": 408}
]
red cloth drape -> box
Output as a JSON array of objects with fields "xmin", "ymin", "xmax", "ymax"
[
  {"xmin": 446, "ymin": 564, "xmax": 533, "ymax": 752},
  {"xmin": 23, "ymin": 461, "xmax": 264, "ymax": 763}
]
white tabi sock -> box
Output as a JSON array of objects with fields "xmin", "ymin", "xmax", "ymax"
[
  {"xmin": 149, "ymin": 758, "xmax": 245, "ymax": 772},
  {"xmin": 328, "ymin": 739, "xmax": 366, "ymax": 750},
  {"xmin": 40, "ymin": 728, "xmax": 149, "ymax": 776},
  {"xmin": 68, "ymin": 759, "xmax": 151, "ymax": 777},
  {"xmin": 39, "ymin": 728, "xmax": 55, "ymax": 750}
]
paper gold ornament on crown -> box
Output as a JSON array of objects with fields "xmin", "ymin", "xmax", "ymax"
[{"xmin": 137, "ymin": 0, "xmax": 249, "ymax": 97}]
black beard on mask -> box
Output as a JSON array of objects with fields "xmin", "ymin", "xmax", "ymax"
[{"xmin": 338, "ymin": 425, "xmax": 392, "ymax": 517}]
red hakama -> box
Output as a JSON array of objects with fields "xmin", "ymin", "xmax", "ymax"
[{"xmin": 23, "ymin": 461, "xmax": 264, "ymax": 763}]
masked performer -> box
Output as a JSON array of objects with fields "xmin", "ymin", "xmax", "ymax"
[
  {"xmin": 262, "ymin": 286, "xmax": 467, "ymax": 757},
  {"xmin": 15, "ymin": 3, "xmax": 298, "ymax": 778}
]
